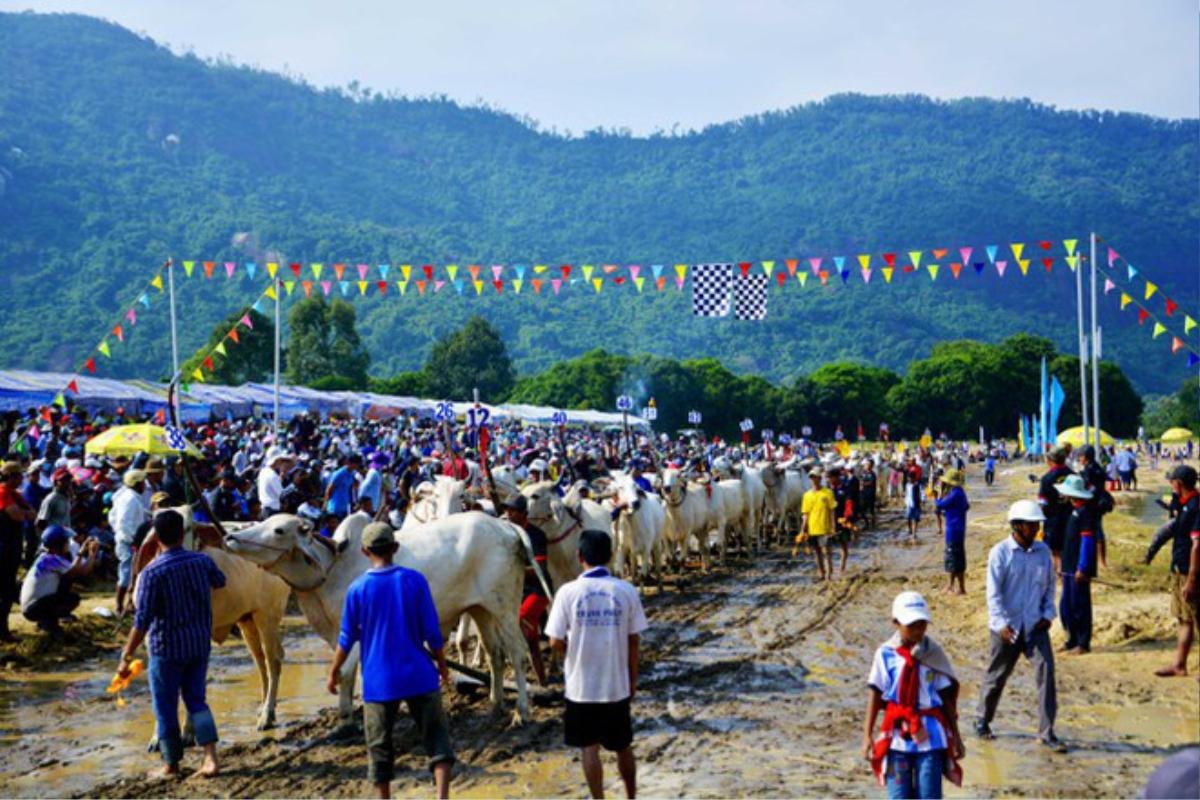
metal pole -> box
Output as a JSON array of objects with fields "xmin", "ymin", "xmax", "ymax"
[
  {"xmin": 273, "ymin": 277, "xmax": 282, "ymax": 433},
  {"xmin": 1075, "ymin": 243, "xmax": 1089, "ymax": 438},
  {"xmin": 1090, "ymin": 232, "xmax": 1101, "ymax": 453},
  {"xmin": 166, "ymin": 257, "xmax": 180, "ymax": 416}
]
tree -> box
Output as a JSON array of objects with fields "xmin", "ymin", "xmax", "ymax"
[
  {"xmin": 181, "ymin": 307, "xmax": 274, "ymax": 385},
  {"xmin": 422, "ymin": 316, "xmax": 515, "ymax": 401},
  {"xmin": 805, "ymin": 362, "xmax": 901, "ymax": 439},
  {"xmin": 286, "ymin": 296, "xmax": 370, "ymax": 388},
  {"xmin": 1048, "ymin": 356, "xmax": 1144, "ymax": 438},
  {"xmin": 369, "ymin": 371, "xmax": 426, "ymax": 397},
  {"xmin": 507, "ymin": 348, "xmax": 631, "ymax": 409}
]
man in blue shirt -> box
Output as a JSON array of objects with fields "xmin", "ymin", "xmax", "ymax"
[
  {"xmin": 328, "ymin": 522, "xmax": 453, "ymax": 799},
  {"xmin": 976, "ymin": 500, "xmax": 1066, "ymax": 752},
  {"xmin": 935, "ymin": 469, "xmax": 970, "ymax": 595},
  {"xmin": 118, "ymin": 510, "xmax": 226, "ymax": 778},
  {"xmin": 323, "ymin": 453, "xmax": 361, "ymax": 520}
]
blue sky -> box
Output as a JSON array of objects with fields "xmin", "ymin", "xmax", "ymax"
[{"xmin": 2, "ymin": 0, "xmax": 1196, "ymax": 133}]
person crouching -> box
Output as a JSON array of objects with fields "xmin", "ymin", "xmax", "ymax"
[{"xmin": 20, "ymin": 524, "xmax": 100, "ymax": 634}]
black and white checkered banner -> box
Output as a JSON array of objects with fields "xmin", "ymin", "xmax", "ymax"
[
  {"xmin": 691, "ymin": 263, "xmax": 732, "ymax": 317},
  {"xmin": 734, "ymin": 273, "xmax": 768, "ymax": 320}
]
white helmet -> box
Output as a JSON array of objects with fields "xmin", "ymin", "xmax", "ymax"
[{"xmin": 1006, "ymin": 499, "xmax": 1046, "ymax": 523}]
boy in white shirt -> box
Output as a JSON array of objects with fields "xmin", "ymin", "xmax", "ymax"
[{"xmin": 546, "ymin": 530, "xmax": 648, "ymax": 799}]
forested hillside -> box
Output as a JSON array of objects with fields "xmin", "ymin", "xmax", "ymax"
[{"xmin": 0, "ymin": 11, "xmax": 1196, "ymax": 394}]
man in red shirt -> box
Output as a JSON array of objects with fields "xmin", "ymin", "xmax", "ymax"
[{"xmin": 1, "ymin": 461, "xmax": 37, "ymax": 642}]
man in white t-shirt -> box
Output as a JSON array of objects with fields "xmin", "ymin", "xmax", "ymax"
[{"xmin": 546, "ymin": 530, "xmax": 647, "ymax": 799}]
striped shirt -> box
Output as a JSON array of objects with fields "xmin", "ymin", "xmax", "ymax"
[
  {"xmin": 133, "ymin": 548, "xmax": 225, "ymax": 660},
  {"xmin": 868, "ymin": 644, "xmax": 952, "ymax": 753}
]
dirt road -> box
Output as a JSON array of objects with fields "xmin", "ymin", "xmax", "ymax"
[{"xmin": 3, "ymin": 464, "xmax": 1196, "ymax": 798}]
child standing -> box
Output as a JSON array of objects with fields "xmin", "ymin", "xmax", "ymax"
[
  {"xmin": 904, "ymin": 469, "xmax": 922, "ymax": 541},
  {"xmin": 863, "ymin": 592, "xmax": 965, "ymax": 799},
  {"xmin": 935, "ymin": 470, "xmax": 970, "ymax": 595}
]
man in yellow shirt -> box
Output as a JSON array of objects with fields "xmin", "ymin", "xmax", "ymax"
[{"xmin": 798, "ymin": 468, "xmax": 836, "ymax": 581}]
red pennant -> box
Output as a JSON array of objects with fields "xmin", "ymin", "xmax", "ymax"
[
  {"xmin": 154, "ymin": 408, "xmax": 166, "ymax": 425},
  {"xmin": 738, "ymin": 262, "xmax": 751, "ymax": 278},
  {"xmin": 41, "ymin": 407, "xmax": 53, "ymax": 423},
  {"xmin": 1166, "ymin": 298, "xmax": 1178, "ymax": 316},
  {"xmin": 377, "ymin": 281, "xmax": 388, "ymax": 295},
  {"xmin": 493, "ymin": 279, "xmax": 504, "ymax": 293},
  {"xmin": 561, "ymin": 265, "xmax": 572, "ymax": 278},
  {"xmin": 883, "ymin": 253, "xmax": 896, "ymax": 267},
  {"xmin": 203, "ymin": 356, "xmax": 215, "ymax": 371},
  {"xmin": 203, "ymin": 261, "xmax": 215, "ymax": 279},
  {"xmin": 289, "ymin": 262, "xmax": 302, "ymax": 278},
  {"xmin": 776, "ymin": 271, "xmax": 786, "ymax": 286},
  {"xmin": 1042, "ymin": 257, "xmax": 1053, "ymax": 272},
  {"xmin": 932, "ymin": 248, "xmax": 948, "ymax": 260},
  {"xmin": 1172, "ymin": 336, "xmax": 1186, "ymax": 354},
  {"xmin": 613, "ymin": 276, "xmax": 626, "ymax": 285},
  {"xmin": 1138, "ymin": 308, "xmax": 1149, "ymax": 325},
  {"xmin": 902, "ymin": 265, "xmax": 914, "ymax": 273},
  {"xmin": 1039, "ymin": 240, "xmax": 1052, "ymax": 250},
  {"xmin": 423, "ymin": 264, "xmax": 434, "ymax": 281},
  {"xmin": 67, "ymin": 379, "xmax": 79, "ymax": 394},
  {"xmin": 84, "ymin": 358, "xmax": 96, "ymax": 374},
  {"xmin": 228, "ymin": 329, "xmax": 240, "ymax": 345}
]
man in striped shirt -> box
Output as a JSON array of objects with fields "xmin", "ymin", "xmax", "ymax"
[{"xmin": 118, "ymin": 510, "xmax": 226, "ymax": 779}]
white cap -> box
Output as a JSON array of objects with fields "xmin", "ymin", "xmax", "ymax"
[
  {"xmin": 892, "ymin": 591, "xmax": 932, "ymax": 626},
  {"xmin": 530, "ymin": 458, "xmax": 548, "ymax": 473}
]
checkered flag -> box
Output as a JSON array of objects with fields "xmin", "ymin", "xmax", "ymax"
[
  {"xmin": 734, "ymin": 273, "xmax": 768, "ymax": 320},
  {"xmin": 164, "ymin": 424, "xmax": 188, "ymax": 452},
  {"xmin": 692, "ymin": 263, "xmax": 732, "ymax": 317}
]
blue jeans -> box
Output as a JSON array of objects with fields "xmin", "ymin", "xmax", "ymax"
[
  {"xmin": 886, "ymin": 748, "xmax": 944, "ymax": 799},
  {"xmin": 148, "ymin": 654, "xmax": 218, "ymax": 765}
]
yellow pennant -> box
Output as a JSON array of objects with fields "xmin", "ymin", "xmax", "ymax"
[
  {"xmin": 1144, "ymin": 281, "xmax": 1157, "ymax": 300},
  {"xmin": 182, "ymin": 260, "xmax": 195, "ymax": 277},
  {"xmin": 1065, "ymin": 255, "xmax": 1079, "ymax": 271},
  {"xmin": 357, "ymin": 281, "xmax": 368, "ymax": 295},
  {"xmin": 533, "ymin": 264, "xmax": 549, "ymax": 274},
  {"xmin": 312, "ymin": 263, "xmax": 324, "ymax": 279},
  {"xmin": 446, "ymin": 265, "xmax": 459, "ymax": 281},
  {"xmin": 582, "ymin": 265, "xmax": 595, "ymax": 281},
  {"xmin": 192, "ymin": 368, "xmax": 205, "ymax": 382},
  {"xmin": 857, "ymin": 254, "xmax": 870, "ymax": 270},
  {"xmin": 98, "ymin": 339, "xmax": 111, "ymax": 357},
  {"xmin": 908, "ymin": 250, "xmax": 922, "ymax": 269},
  {"xmin": 797, "ymin": 271, "xmax": 809, "ymax": 286},
  {"xmin": 1185, "ymin": 315, "xmax": 1197, "ymax": 334},
  {"xmin": 474, "ymin": 280, "xmax": 484, "ymax": 295},
  {"xmin": 215, "ymin": 342, "xmax": 227, "ymax": 356},
  {"xmin": 283, "ymin": 281, "xmax": 295, "ymax": 295},
  {"xmin": 1120, "ymin": 292, "xmax": 1132, "ymax": 309},
  {"xmin": 761, "ymin": 260, "xmax": 775, "ymax": 276},
  {"xmin": 1153, "ymin": 321, "xmax": 1167, "ymax": 338},
  {"xmin": 396, "ymin": 281, "xmax": 408, "ymax": 295},
  {"xmin": 675, "ymin": 264, "xmax": 688, "ymax": 281},
  {"xmin": 267, "ymin": 262, "xmax": 278, "ymax": 279},
  {"xmin": 592, "ymin": 277, "xmax": 603, "ymax": 293},
  {"xmin": 927, "ymin": 264, "xmax": 939, "ymax": 281},
  {"xmin": 151, "ymin": 273, "xmax": 164, "ymax": 292},
  {"xmin": 882, "ymin": 267, "xmax": 894, "ymax": 283},
  {"xmin": 1063, "ymin": 239, "xmax": 1078, "ymax": 256},
  {"xmin": 1011, "ymin": 243, "xmax": 1025, "ymax": 261},
  {"xmin": 265, "ymin": 284, "xmax": 277, "ymax": 300},
  {"xmin": 634, "ymin": 277, "xmax": 645, "ymax": 292},
  {"xmin": 401, "ymin": 265, "xmax": 413, "ymax": 281},
  {"xmin": 512, "ymin": 279, "xmax": 523, "ymax": 294},
  {"xmin": 1018, "ymin": 259, "xmax": 1030, "ymax": 276}
]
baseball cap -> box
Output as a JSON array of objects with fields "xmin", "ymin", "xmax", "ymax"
[
  {"xmin": 892, "ymin": 591, "xmax": 932, "ymax": 626},
  {"xmin": 361, "ymin": 522, "xmax": 396, "ymax": 551},
  {"xmin": 502, "ymin": 494, "xmax": 529, "ymax": 513},
  {"xmin": 122, "ymin": 469, "xmax": 147, "ymax": 487},
  {"xmin": 40, "ymin": 524, "xmax": 71, "ymax": 548}
]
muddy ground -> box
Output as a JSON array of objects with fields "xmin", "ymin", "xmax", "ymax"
[{"xmin": 2, "ymin": 463, "xmax": 1197, "ymax": 798}]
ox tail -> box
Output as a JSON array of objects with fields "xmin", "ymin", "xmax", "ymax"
[{"xmin": 505, "ymin": 520, "xmax": 555, "ymax": 602}]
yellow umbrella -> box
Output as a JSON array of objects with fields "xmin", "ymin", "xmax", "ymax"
[
  {"xmin": 1055, "ymin": 425, "xmax": 1115, "ymax": 448},
  {"xmin": 85, "ymin": 423, "xmax": 203, "ymax": 458},
  {"xmin": 1159, "ymin": 427, "xmax": 1194, "ymax": 444}
]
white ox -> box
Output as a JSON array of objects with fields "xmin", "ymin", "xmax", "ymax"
[
  {"xmin": 132, "ymin": 511, "xmax": 290, "ymax": 730},
  {"xmin": 520, "ymin": 480, "xmax": 611, "ymax": 589},
  {"xmin": 226, "ymin": 512, "xmax": 534, "ymax": 724},
  {"xmin": 730, "ymin": 463, "xmax": 768, "ymax": 551},
  {"xmin": 759, "ymin": 462, "xmax": 809, "ymax": 542},
  {"xmin": 659, "ymin": 468, "xmax": 724, "ymax": 570},
  {"xmin": 606, "ymin": 474, "xmax": 666, "ymax": 589},
  {"xmin": 401, "ymin": 476, "xmax": 465, "ymax": 531}
]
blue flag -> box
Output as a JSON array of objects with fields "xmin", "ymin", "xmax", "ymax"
[{"xmin": 1048, "ymin": 375, "xmax": 1066, "ymax": 444}]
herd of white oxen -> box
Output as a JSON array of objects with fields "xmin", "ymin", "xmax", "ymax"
[{"xmin": 156, "ymin": 454, "xmax": 888, "ymax": 733}]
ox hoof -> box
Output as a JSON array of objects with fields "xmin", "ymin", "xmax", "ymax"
[{"xmin": 256, "ymin": 714, "xmax": 276, "ymax": 731}]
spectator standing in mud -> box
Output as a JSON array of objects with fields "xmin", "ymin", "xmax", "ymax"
[
  {"xmin": 1056, "ymin": 476, "xmax": 1098, "ymax": 655},
  {"xmin": 935, "ymin": 469, "xmax": 969, "ymax": 596},
  {"xmin": 328, "ymin": 521, "xmax": 454, "ymax": 800},
  {"xmin": 0, "ymin": 461, "xmax": 36, "ymax": 642},
  {"xmin": 546, "ymin": 529, "xmax": 648, "ymax": 800},
  {"xmin": 1144, "ymin": 465, "xmax": 1200, "ymax": 678},
  {"xmin": 118, "ymin": 510, "xmax": 226, "ymax": 779},
  {"xmin": 863, "ymin": 591, "xmax": 964, "ymax": 799},
  {"xmin": 976, "ymin": 500, "xmax": 1066, "ymax": 752},
  {"xmin": 797, "ymin": 467, "xmax": 836, "ymax": 581}
]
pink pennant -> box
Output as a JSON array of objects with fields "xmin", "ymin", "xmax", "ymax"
[
  {"xmin": 675, "ymin": 276, "xmax": 685, "ymax": 290},
  {"xmin": 224, "ymin": 261, "xmax": 236, "ymax": 278},
  {"xmin": 357, "ymin": 264, "xmax": 369, "ymax": 281},
  {"xmin": 861, "ymin": 268, "xmax": 872, "ymax": 284},
  {"xmin": 959, "ymin": 247, "xmax": 972, "ymax": 265},
  {"xmin": 125, "ymin": 308, "xmax": 137, "ymax": 325},
  {"xmin": 995, "ymin": 260, "xmax": 1007, "ymax": 277},
  {"xmin": 320, "ymin": 281, "xmax": 332, "ymax": 296},
  {"xmin": 1107, "ymin": 247, "xmax": 1117, "ymax": 267},
  {"xmin": 492, "ymin": 265, "xmax": 504, "ymax": 281},
  {"xmin": 551, "ymin": 278, "xmax": 562, "ymax": 295},
  {"xmin": 1104, "ymin": 278, "xmax": 1115, "ymax": 294},
  {"xmin": 240, "ymin": 314, "xmax": 253, "ymax": 330},
  {"xmin": 808, "ymin": 257, "xmax": 823, "ymax": 275},
  {"xmin": 629, "ymin": 265, "xmax": 641, "ymax": 280},
  {"xmin": 434, "ymin": 280, "xmax": 446, "ymax": 292}
]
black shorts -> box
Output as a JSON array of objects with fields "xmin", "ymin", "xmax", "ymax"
[
  {"xmin": 564, "ymin": 697, "xmax": 633, "ymax": 752},
  {"xmin": 944, "ymin": 541, "xmax": 966, "ymax": 574}
]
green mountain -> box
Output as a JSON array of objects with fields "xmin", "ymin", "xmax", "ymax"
[{"xmin": 0, "ymin": 11, "xmax": 1196, "ymax": 397}]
